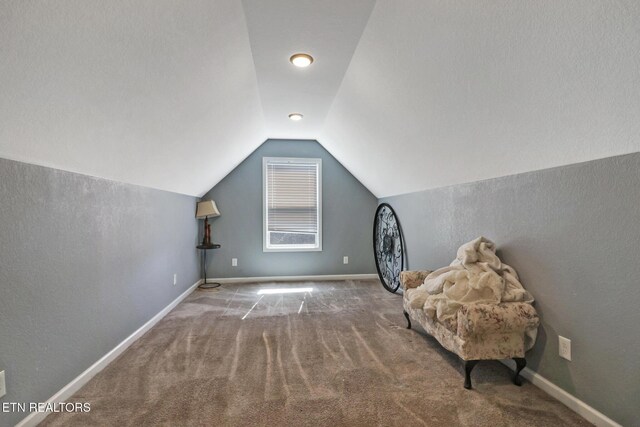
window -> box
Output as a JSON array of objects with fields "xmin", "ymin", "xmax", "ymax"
[{"xmin": 263, "ymin": 157, "xmax": 322, "ymax": 252}]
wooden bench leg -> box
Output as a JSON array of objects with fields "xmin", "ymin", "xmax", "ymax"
[
  {"xmin": 513, "ymin": 357, "xmax": 526, "ymax": 386},
  {"xmin": 464, "ymin": 360, "xmax": 479, "ymax": 389},
  {"xmin": 403, "ymin": 310, "xmax": 411, "ymax": 329}
]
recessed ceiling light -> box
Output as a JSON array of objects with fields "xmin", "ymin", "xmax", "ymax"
[
  {"xmin": 288, "ymin": 113, "xmax": 303, "ymax": 121},
  {"xmin": 290, "ymin": 53, "xmax": 314, "ymax": 68}
]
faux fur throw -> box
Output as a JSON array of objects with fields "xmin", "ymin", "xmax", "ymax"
[{"xmin": 408, "ymin": 237, "xmax": 534, "ymax": 326}]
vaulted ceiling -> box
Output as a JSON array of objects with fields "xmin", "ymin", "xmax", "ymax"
[{"xmin": 2, "ymin": 0, "xmax": 639, "ymax": 197}]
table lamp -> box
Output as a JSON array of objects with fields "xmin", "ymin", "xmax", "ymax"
[{"xmin": 196, "ymin": 200, "xmax": 220, "ymax": 246}]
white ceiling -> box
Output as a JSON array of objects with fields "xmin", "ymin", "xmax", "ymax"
[
  {"xmin": 2, "ymin": 1, "xmax": 639, "ymax": 198},
  {"xmin": 320, "ymin": 0, "xmax": 640, "ymax": 197},
  {"xmin": 0, "ymin": 0, "xmax": 266, "ymax": 197},
  {"xmin": 241, "ymin": 0, "xmax": 376, "ymax": 140}
]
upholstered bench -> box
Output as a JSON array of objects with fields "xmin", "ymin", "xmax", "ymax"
[{"xmin": 400, "ymin": 270, "xmax": 540, "ymax": 389}]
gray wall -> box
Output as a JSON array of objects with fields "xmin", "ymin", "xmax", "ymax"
[
  {"xmin": 381, "ymin": 152, "xmax": 640, "ymax": 426},
  {"xmin": 201, "ymin": 139, "xmax": 377, "ymax": 278},
  {"xmin": 0, "ymin": 158, "xmax": 199, "ymax": 427}
]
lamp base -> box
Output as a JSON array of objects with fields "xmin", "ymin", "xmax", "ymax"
[
  {"xmin": 202, "ymin": 217, "xmax": 212, "ymax": 246},
  {"xmin": 198, "ymin": 281, "xmax": 222, "ymax": 290}
]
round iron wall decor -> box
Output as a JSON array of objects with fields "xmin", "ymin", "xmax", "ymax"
[{"xmin": 373, "ymin": 203, "xmax": 404, "ymax": 293}]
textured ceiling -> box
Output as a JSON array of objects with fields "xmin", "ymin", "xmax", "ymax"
[
  {"xmin": 2, "ymin": 1, "xmax": 639, "ymax": 197},
  {"xmin": 241, "ymin": 0, "xmax": 376, "ymax": 140},
  {"xmin": 320, "ymin": 0, "xmax": 640, "ymax": 197},
  {"xmin": 0, "ymin": 0, "xmax": 266, "ymax": 197}
]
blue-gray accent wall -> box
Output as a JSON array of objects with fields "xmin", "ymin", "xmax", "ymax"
[
  {"xmin": 0, "ymin": 158, "xmax": 199, "ymax": 427},
  {"xmin": 380, "ymin": 152, "xmax": 640, "ymax": 426},
  {"xmin": 201, "ymin": 139, "xmax": 377, "ymax": 278}
]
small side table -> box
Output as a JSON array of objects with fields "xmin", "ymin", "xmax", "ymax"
[{"xmin": 197, "ymin": 244, "xmax": 221, "ymax": 289}]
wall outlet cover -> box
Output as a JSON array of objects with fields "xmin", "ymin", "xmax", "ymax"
[
  {"xmin": 343, "ymin": 256, "xmax": 349, "ymax": 264},
  {"xmin": 559, "ymin": 336, "xmax": 572, "ymax": 361},
  {"xmin": 173, "ymin": 274, "xmax": 177, "ymax": 285},
  {"xmin": 232, "ymin": 258, "xmax": 238, "ymax": 267}
]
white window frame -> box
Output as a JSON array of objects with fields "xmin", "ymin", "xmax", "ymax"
[{"xmin": 263, "ymin": 157, "xmax": 322, "ymax": 252}]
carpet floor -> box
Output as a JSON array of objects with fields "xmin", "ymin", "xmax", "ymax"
[{"xmin": 42, "ymin": 280, "xmax": 590, "ymax": 426}]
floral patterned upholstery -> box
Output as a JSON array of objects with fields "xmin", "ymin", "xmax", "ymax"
[
  {"xmin": 457, "ymin": 302, "xmax": 539, "ymax": 341},
  {"xmin": 400, "ymin": 270, "xmax": 431, "ymax": 289},
  {"xmin": 401, "ymin": 270, "xmax": 539, "ymax": 361}
]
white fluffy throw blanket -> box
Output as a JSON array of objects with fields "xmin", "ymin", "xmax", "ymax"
[{"xmin": 408, "ymin": 237, "xmax": 534, "ymax": 325}]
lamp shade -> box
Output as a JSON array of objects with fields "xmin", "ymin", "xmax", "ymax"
[{"xmin": 196, "ymin": 200, "xmax": 220, "ymax": 218}]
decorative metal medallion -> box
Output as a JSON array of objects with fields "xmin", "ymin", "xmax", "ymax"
[{"xmin": 373, "ymin": 203, "xmax": 404, "ymax": 293}]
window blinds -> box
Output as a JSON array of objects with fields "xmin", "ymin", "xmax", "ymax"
[{"xmin": 266, "ymin": 160, "xmax": 319, "ymax": 234}]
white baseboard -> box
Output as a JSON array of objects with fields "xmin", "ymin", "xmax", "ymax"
[
  {"xmin": 16, "ymin": 279, "xmax": 202, "ymax": 427},
  {"xmin": 207, "ymin": 273, "xmax": 379, "ymax": 284},
  {"xmin": 500, "ymin": 360, "xmax": 621, "ymax": 427}
]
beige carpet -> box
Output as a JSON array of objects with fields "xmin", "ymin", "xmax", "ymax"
[{"xmin": 42, "ymin": 280, "xmax": 589, "ymax": 426}]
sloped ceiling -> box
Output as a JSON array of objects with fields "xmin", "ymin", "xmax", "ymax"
[
  {"xmin": 2, "ymin": 1, "xmax": 639, "ymax": 198},
  {"xmin": 0, "ymin": 0, "xmax": 266, "ymax": 197},
  {"xmin": 320, "ymin": 0, "xmax": 640, "ymax": 197},
  {"xmin": 241, "ymin": 0, "xmax": 376, "ymax": 140}
]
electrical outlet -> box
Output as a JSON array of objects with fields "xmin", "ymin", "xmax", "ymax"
[
  {"xmin": 173, "ymin": 274, "xmax": 177, "ymax": 286},
  {"xmin": 559, "ymin": 336, "xmax": 572, "ymax": 361},
  {"xmin": 343, "ymin": 256, "xmax": 349, "ymax": 264},
  {"xmin": 0, "ymin": 370, "xmax": 6, "ymax": 398},
  {"xmin": 232, "ymin": 258, "xmax": 238, "ymax": 267}
]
